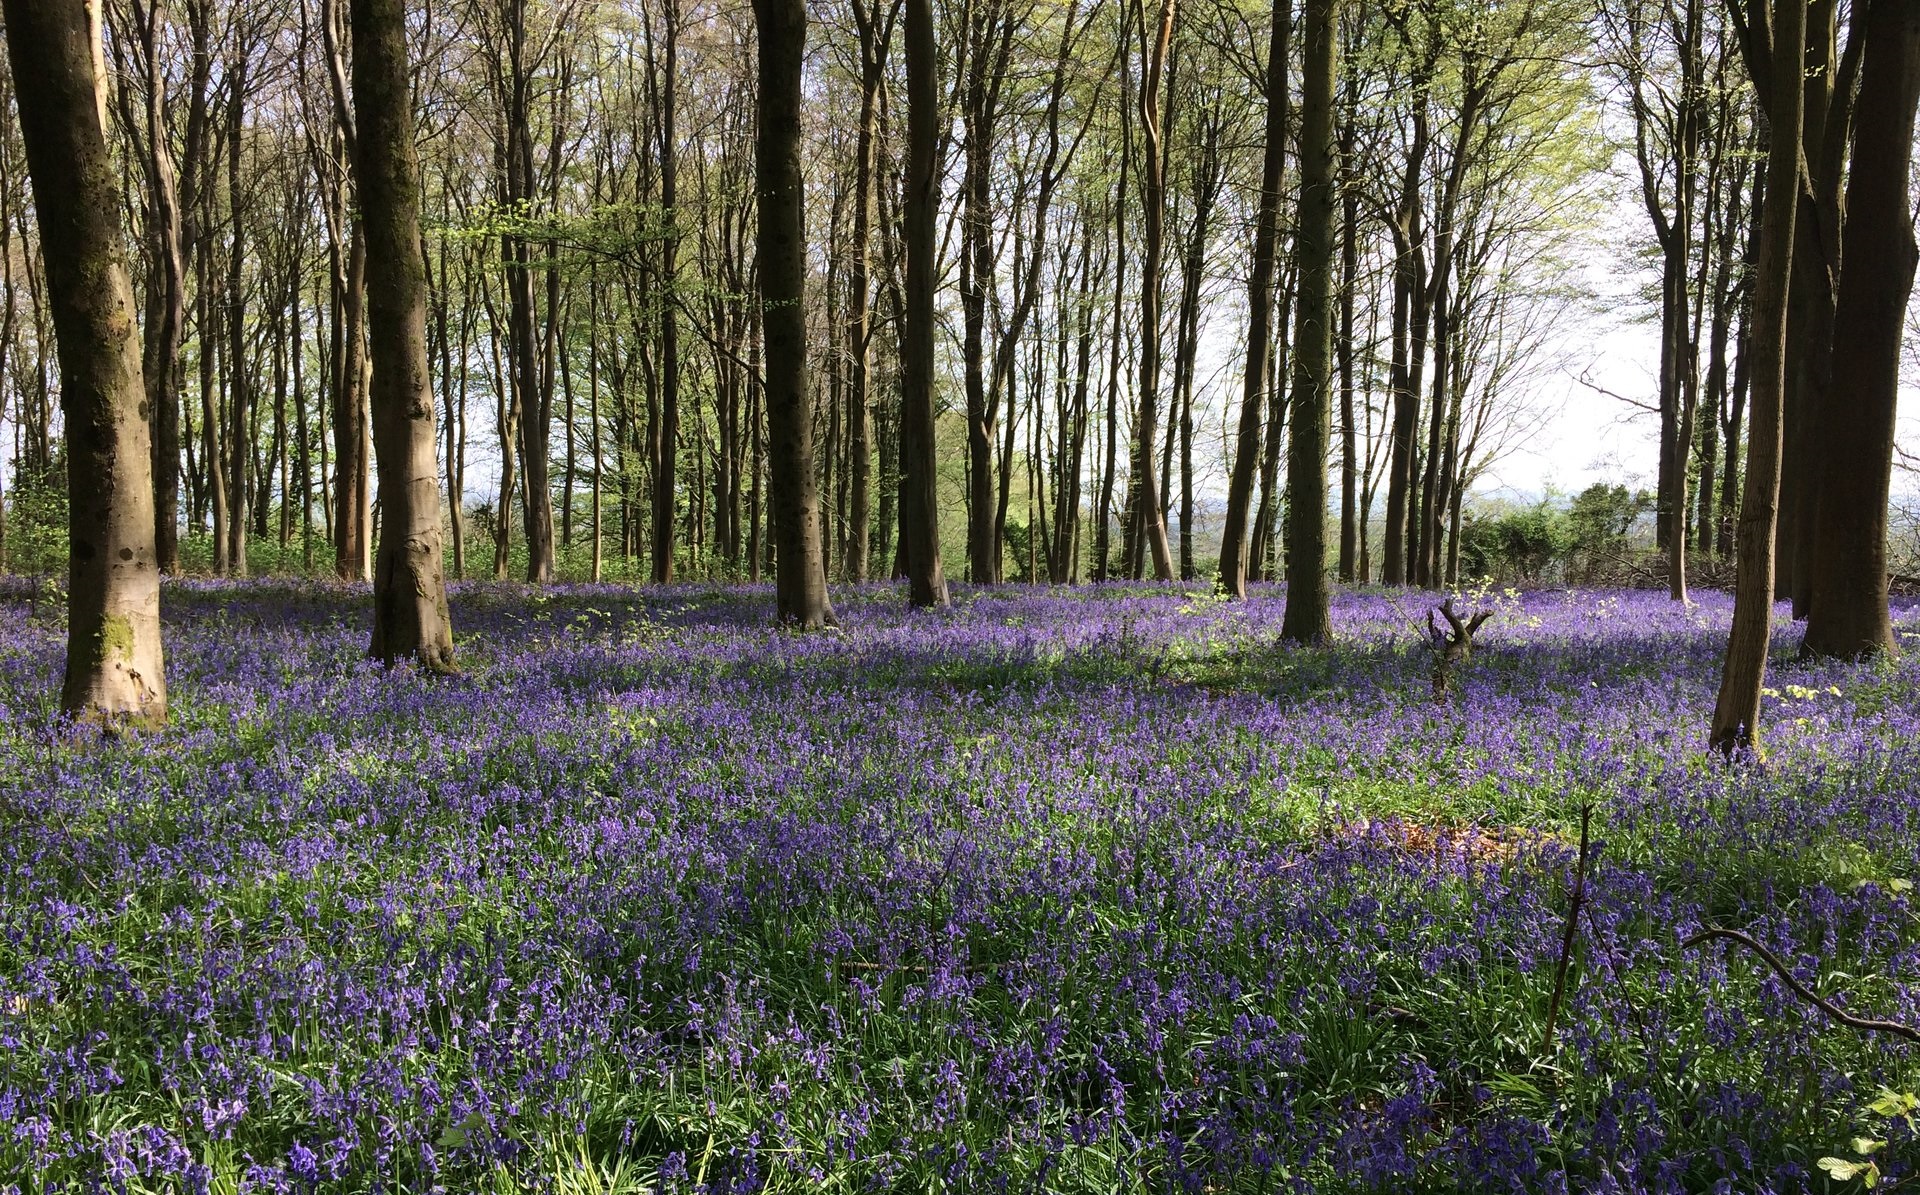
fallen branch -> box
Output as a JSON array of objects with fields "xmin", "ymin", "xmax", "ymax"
[{"xmin": 1680, "ymin": 926, "xmax": 1920, "ymax": 1045}]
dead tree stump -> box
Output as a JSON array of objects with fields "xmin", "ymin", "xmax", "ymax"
[{"xmin": 1428, "ymin": 597, "xmax": 1492, "ymax": 701}]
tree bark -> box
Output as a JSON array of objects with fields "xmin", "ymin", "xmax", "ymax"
[
  {"xmin": 224, "ymin": 65, "xmax": 250, "ymax": 578},
  {"xmin": 132, "ymin": 0, "xmax": 185, "ymax": 574},
  {"xmin": 6, "ymin": 0, "xmax": 167, "ymax": 724},
  {"xmin": 900, "ymin": 0, "xmax": 950, "ymax": 608},
  {"xmin": 649, "ymin": 7, "xmax": 680, "ymax": 584},
  {"xmin": 1126, "ymin": 0, "xmax": 1178, "ymax": 583},
  {"xmin": 1712, "ymin": 0, "xmax": 1805, "ymax": 757},
  {"xmin": 350, "ymin": 0, "xmax": 456, "ymax": 668},
  {"xmin": 755, "ymin": 0, "xmax": 834, "ymax": 627},
  {"xmin": 1218, "ymin": 0, "xmax": 1287, "ymax": 599},
  {"xmin": 1803, "ymin": 0, "xmax": 1919, "ymax": 659},
  {"xmin": 1281, "ymin": 0, "xmax": 1336, "ymax": 643}
]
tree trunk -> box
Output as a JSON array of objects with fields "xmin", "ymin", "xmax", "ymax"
[
  {"xmin": 1803, "ymin": 0, "xmax": 1919, "ymax": 659},
  {"xmin": 1711, "ymin": 0, "xmax": 1805, "ymax": 757},
  {"xmin": 225, "ymin": 67, "xmax": 250, "ymax": 578},
  {"xmin": 900, "ymin": 0, "xmax": 950, "ymax": 608},
  {"xmin": 5, "ymin": 0, "xmax": 167, "ymax": 725},
  {"xmin": 650, "ymin": 10, "xmax": 680, "ymax": 584},
  {"xmin": 1336, "ymin": 157, "xmax": 1357, "ymax": 583},
  {"xmin": 135, "ymin": 0, "xmax": 185, "ymax": 575},
  {"xmin": 755, "ymin": 0, "xmax": 834, "ymax": 627},
  {"xmin": 1218, "ymin": 0, "xmax": 1287, "ymax": 599},
  {"xmin": 350, "ymin": 0, "xmax": 455, "ymax": 667},
  {"xmin": 1281, "ymin": 0, "xmax": 1336, "ymax": 643},
  {"xmin": 1381, "ymin": 97, "xmax": 1428, "ymax": 587},
  {"xmin": 845, "ymin": 1, "xmax": 889, "ymax": 584},
  {"xmin": 1128, "ymin": 0, "xmax": 1178, "ymax": 583}
]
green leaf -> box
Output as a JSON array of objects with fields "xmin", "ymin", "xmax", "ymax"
[
  {"xmin": 1851, "ymin": 1137, "xmax": 1887, "ymax": 1155},
  {"xmin": 1818, "ymin": 1157, "xmax": 1878, "ymax": 1187}
]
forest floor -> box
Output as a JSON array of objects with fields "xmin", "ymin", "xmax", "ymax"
[{"xmin": 1, "ymin": 579, "xmax": 1917, "ymax": 1192}]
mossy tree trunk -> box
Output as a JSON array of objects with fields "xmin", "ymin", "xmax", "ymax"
[{"xmin": 5, "ymin": 0, "xmax": 168, "ymax": 726}]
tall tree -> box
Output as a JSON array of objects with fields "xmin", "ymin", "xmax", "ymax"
[
  {"xmin": 843, "ymin": 0, "xmax": 896, "ymax": 583},
  {"xmin": 1802, "ymin": 0, "xmax": 1920, "ymax": 659},
  {"xmin": 1281, "ymin": 0, "xmax": 1337, "ymax": 643},
  {"xmin": 900, "ymin": 0, "xmax": 950, "ymax": 608},
  {"xmin": 754, "ymin": 0, "xmax": 834, "ymax": 626},
  {"xmin": 125, "ymin": 0, "xmax": 188, "ymax": 575},
  {"xmin": 645, "ymin": 0, "xmax": 680, "ymax": 584},
  {"xmin": 5, "ymin": 0, "xmax": 167, "ymax": 724},
  {"xmin": 1218, "ymin": 0, "xmax": 1287, "ymax": 601},
  {"xmin": 1124, "ymin": 0, "xmax": 1177, "ymax": 582},
  {"xmin": 350, "ymin": 0, "xmax": 456, "ymax": 667},
  {"xmin": 1711, "ymin": 0, "xmax": 1805, "ymax": 756}
]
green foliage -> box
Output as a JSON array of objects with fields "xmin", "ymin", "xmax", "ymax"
[
  {"xmin": 1460, "ymin": 500, "xmax": 1571, "ymax": 583},
  {"xmin": 3, "ymin": 458, "xmax": 68, "ymax": 579},
  {"xmin": 1459, "ymin": 484, "xmax": 1653, "ymax": 584}
]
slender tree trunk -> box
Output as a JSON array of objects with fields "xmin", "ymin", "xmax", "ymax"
[
  {"xmin": 135, "ymin": 0, "xmax": 185, "ymax": 574},
  {"xmin": 225, "ymin": 68, "xmax": 250, "ymax": 578},
  {"xmin": 1128, "ymin": 0, "xmax": 1177, "ymax": 583},
  {"xmin": 1336, "ymin": 166, "xmax": 1357, "ymax": 583},
  {"xmin": 1093, "ymin": 145, "xmax": 1128, "ymax": 581},
  {"xmin": 1803, "ymin": 0, "xmax": 1918, "ymax": 659},
  {"xmin": 335, "ymin": 225, "xmax": 370, "ymax": 579},
  {"xmin": 844, "ymin": 6, "xmax": 888, "ymax": 583},
  {"xmin": 590, "ymin": 277, "xmax": 604, "ymax": 582},
  {"xmin": 1712, "ymin": 0, "xmax": 1805, "ymax": 756},
  {"xmin": 1281, "ymin": 0, "xmax": 1336, "ymax": 642},
  {"xmin": 6, "ymin": 0, "xmax": 167, "ymax": 724},
  {"xmin": 1381, "ymin": 97, "xmax": 1428, "ymax": 587},
  {"xmin": 200, "ymin": 251, "xmax": 229, "ymax": 573},
  {"xmin": 1219, "ymin": 0, "xmax": 1287, "ymax": 599},
  {"xmin": 754, "ymin": 0, "xmax": 834, "ymax": 626},
  {"xmin": 650, "ymin": 10, "xmax": 680, "ymax": 584},
  {"xmin": 900, "ymin": 0, "xmax": 950, "ymax": 608}
]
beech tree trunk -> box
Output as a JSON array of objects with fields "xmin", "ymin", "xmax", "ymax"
[
  {"xmin": 649, "ymin": 9, "xmax": 680, "ymax": 585},
  {"xmin": 1712, "ymin": 0, "xmax": 1805, "ymax": 756},
  {"xmin": 350, "ymin": 0, "xmax": 456, "ymax": 668},
  {"xmin": 6, "ymin": 0, "xmax": 168, "ymax": 725},
  {"xmin": 1803, "ymin": 0, "xmax": 1919, "ymax": 659},
  {"xmin": 1126, "ymin": 0, "xmax": 1177, "ymax": 583},
  {"xmin": 844, "ymin": 0, "xmax": 891, "ymax": 584},
  {"xmin": 1218, "ymin": 0, "xmax": 1287, "ymax": 600},
  {"xmin": 134, "ymin": 0, "xmax": 186, "ymax": 575},
  {"xmin": 1281, "ymin": 0, "xmax": 1336, "ymax": 643},
  {"xmin": 755, "ymin": 0, "xmax": 834, "ymax": 627},
  {"xmin": 900, "ymin": 0, "xmax": 950, "ymax": 608}
]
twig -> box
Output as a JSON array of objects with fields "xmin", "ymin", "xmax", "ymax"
[
  {"xmin": 1540, "ymin": 803, "xmax": 1594, "ymax": 1055},
  {"xmin": 1680, "ymin": 926, "xmax": 1920, "ymax": 1045}
]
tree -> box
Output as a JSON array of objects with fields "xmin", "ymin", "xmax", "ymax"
[
  {"xmin": 754, "ymin": 0, "xmax": 834, "ymax": 627},
  {"xmin": 1123, "ymin": 0, "xmax": 1177, "ymax": 583},
  {"xmin": 1711, "ymin": 0, "xmax": 1805, "ymax": 756},
  {"xmin": 1802, "ymin": 0, "xmax": 1920, "ymax": 659},
  {"xmin": 1218, "ymin": 0, "xmax": 1288, "ymax": 601},
  {"xmin": 4, "ymin": 0, "xmax": 168, "ymax": 724},
  {"xmin": 350, "ymin": 0, "xmax": 456, "ymax": 668},
  {"xmin": 899, "ymin": 0, "xmax": 950, "ymax": 609},
  {"xmin": 1282, "ymin": 0, "xmax": 1338, "ymax": 643}
]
